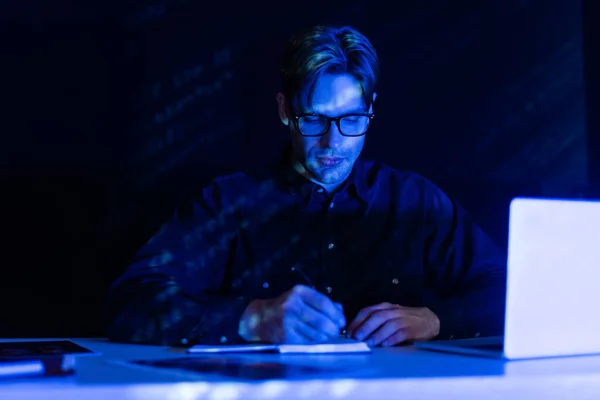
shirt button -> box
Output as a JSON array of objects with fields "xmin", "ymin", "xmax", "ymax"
[
  {"xmin": 329, "ymin": 202, "xmax": 335, "ymax": 208},
  {"xmin": 392, "ymin": 278, "xmax": 399, "ymax": 285},
  {"xmin": 263, "ymin": 282, "xmax": 269, "ymax": 288},
  {"xmin": 326, "ymin": 286, "xmax": 333, "ymax": 294},
  {"xmin": 327, "ymin": 243, "xmax": 335, "ymax": 250},
  {"xmin": 180, "ymin": 338, "xmax": 189, "ymax": 345},
  {"xmin": 220, "ymin": 336, "xmax": 228, "ymax": 343}
]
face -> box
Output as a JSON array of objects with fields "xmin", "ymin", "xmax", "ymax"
[{"xmin": 277, "ymin": 73, "xmax": 375, "ymax": 188}]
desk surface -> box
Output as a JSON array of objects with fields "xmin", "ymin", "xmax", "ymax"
[{"xmin": 1, "ymin": 338, "xmax": 600, "ymax": 399}]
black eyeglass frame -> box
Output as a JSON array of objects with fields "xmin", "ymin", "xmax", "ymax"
[{"xmin": 291, "ymin": 112, "xmax": 375, "ymax": 137}]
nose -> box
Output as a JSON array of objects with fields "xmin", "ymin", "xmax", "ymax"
[{"xmin": 320, "ymin": 121, "xmax": 343, "ymax": 148}]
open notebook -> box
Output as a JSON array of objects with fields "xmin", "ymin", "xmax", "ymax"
[{"xmin": 187, "ymin": 337, "xmax": 370, "ymax": 354}]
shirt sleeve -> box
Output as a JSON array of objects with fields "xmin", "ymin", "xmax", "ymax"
[
  {"xmin": 422, "ymin": 180, "xmax": 507, "ymax": 340},
  {"xmin": 104, "ymin": 180, "xmax": 252, "ymax": 346}
]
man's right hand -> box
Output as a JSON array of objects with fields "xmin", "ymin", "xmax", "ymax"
[{"xmin": 238, "ymin": 284, "xmax": 346, "ymax": 344}]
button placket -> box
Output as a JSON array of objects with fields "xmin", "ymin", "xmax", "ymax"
[
  {"xmin": 328, "ymin": 193, "xmax": 338, "ymax": 211},
  {"xmin": 321, "ymin": 191, "xmax": 340, "ymax": 300}
]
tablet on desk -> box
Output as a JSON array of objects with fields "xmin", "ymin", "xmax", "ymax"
[
  {"xmin": 0, "ymin": 340, "xmax": 95, "ymax": 379},
  {"xmin": 130, "ymin": 357, "xmax": 350, "ymax": 381},
  {"xmin": 0, "ymin": 340, "xmax": 95, "ymax": 360}
]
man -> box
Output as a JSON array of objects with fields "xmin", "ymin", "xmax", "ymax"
[{"xmin": 106, "ymin": 25, "xmax": 506, "ymax": 347}]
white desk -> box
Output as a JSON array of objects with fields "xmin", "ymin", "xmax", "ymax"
[{"xmin": 1, "ymin": 338, "xmax": 600, "ymax": 399}]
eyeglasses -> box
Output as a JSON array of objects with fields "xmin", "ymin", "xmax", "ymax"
[{"xmin": 292, "ymin": 113, "xmax": 375, "ymax": 137}]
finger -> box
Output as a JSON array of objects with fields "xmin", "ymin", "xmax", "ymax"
[
  {"xmin": 281, "ymin": 328, "xmax": 309, "ymax": 344},
  {"xmin": 295, "ymin": 286, "xmax": 346, "ymax": 328},
  {"xmin": 282, "ymin": 308, "xmax": 334, "ymax": 343},
  {"xmin": 347, "ymin": 302, "xmax": 397, "ymax": 334},
  {"xmin": 279, "ymin": 312, "xmax": 326, "ymax": 344},
  {"xmin": 380, "ymin": 328, "xmax": 410, "ymax": 347},
  {"xmin": 352, "ymin": 309, "xmax": 402, "ymax": 341},
  {"xmin": 347, "ymin": 303, "xmax": 398, "ymax": 336},
  {"xmin": 364, "ymin": 318, "xmax": 404, "ymax": 347},
  {"xmin": 294, "ymin": 319, "xmax": 331, "ymax": 343},
  {"xmin": 273, "ymin": 314, "xmax": 309, "ymax": 344},
  {"xmin": 297, "ymin": 303, "xmax": 340, "ymax": 338},
  {"xmin": 334, "ymin": 303, "xmax": 348, "ymax": 335}
]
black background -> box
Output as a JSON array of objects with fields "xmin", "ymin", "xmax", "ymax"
[{"xmin": 1, "ymin": 0, "xmax": 597, "ymax": 337}]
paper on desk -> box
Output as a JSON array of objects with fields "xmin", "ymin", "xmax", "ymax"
[{"xmin": 187, "ymin": 337, "xmax": 371, "ymax": 354}]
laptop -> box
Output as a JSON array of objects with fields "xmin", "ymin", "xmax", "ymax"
[{"xmin": 415, "ymin": 197, "xmax": 600, "ymax": 360}]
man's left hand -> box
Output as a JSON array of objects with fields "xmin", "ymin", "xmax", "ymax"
[{"xmin": 347, "ymin": 303, "xmax": 440, "ymax": 347}]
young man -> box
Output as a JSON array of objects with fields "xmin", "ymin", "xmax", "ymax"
[{"xmin": 106, "ymin": 25, "xmax": 506, "ymax": 347}]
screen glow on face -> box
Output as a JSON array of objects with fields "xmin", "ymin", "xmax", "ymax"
[{"xmin": 291, "ymin": 73, "xmax": 369, "ymax": 187}]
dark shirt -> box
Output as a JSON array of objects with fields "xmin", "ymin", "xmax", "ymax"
[{"xmin": 105, "ymin": 156, "xmax": 507, "ymax": 346}]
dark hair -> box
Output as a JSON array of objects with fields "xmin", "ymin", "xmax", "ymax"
[{"xmin": 280, "ymin": 25, "xmax": 380, "ymax": 112}]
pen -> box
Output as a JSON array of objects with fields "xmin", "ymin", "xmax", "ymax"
[{"xmin": 290, "ymin": 265, "xmax": 349, "ymax": 337}]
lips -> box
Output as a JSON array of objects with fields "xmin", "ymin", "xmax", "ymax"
[{"xmin": 318, "ymin": 157, "xmax": 342, "ymax": 167}]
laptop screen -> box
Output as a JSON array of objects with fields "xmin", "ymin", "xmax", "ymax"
[{"xmin": 505, "ymin": 198, "xmax": 600, "ymax": 358}]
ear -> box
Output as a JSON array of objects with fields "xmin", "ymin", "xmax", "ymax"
[
  {"xmin": 369, "ymin": 92, "xmax": 377, "ymax": 113},
  {"xmin": 276, "ymin": 92, "xmax": 290, "ymax": 126}
]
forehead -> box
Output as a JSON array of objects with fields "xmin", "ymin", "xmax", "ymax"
[{"xmin": 310, "ymin": 73, "xmax": 365, "ymax": 115}]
